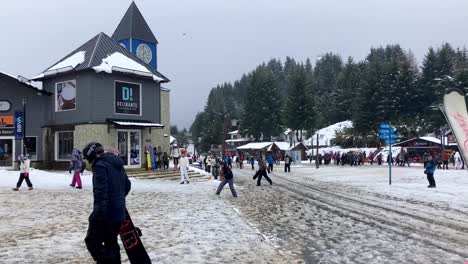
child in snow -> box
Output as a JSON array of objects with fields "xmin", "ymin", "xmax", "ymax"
[
  {"xmin": 179, "ymin": 150, "xmax": 190, "ymax": 184},
  {"xmin": 216, "ymin": 162, "xmax": 237, "ymax": 197},
  {"xmin": 12, "ymin": 155, "xmax": 33, "ymax": 191},
  {"xmin": 69, "ymin": 148, "xmax": 84, "ymax": 189},
  {"xmin": 162, "ymin": 152, "xmax": 169, "ymax": 170}
]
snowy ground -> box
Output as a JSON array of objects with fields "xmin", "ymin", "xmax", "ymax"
[
  {"xmin": 2, "ymin": 165, "xmax": 468, "ymax": 263},
  {"xmin": 0, "ymin": 169, "xmax": 288, "ymax": 264}
]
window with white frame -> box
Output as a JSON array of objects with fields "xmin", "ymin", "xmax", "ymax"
[
  {"xmin": 56, "ymin": 131, "xmax": 74, "ymax": 160},
  {"xmin": 22, "ymin": 137, "xmax": 37, "ymax": 160}
]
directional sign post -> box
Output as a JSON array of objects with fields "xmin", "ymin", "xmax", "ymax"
[{"xmin": 379, "ymin": 123, "xmax": 397, "ymax": 185}]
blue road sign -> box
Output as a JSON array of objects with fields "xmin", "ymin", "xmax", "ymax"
[
  {"xmin": 379, "ymin": 129, "xmax": 390, "ymax": 134},
  {"xmin": 390, "ymin": 134, "xmax": 398, "ymax": 139},
  {"xmin": 379, "ymin": 134, "xmax": 390, "ymax": 139},
  {"xmin": 385, "ymin": 139, "xmax": 397, "ymax": 144},
  {"xmin": 380, "ymin": 123, "xmax": 391, "ymax": 129}
]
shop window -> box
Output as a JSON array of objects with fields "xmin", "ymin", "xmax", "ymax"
[
  {"xmin": 22, "ymin": 137, "xmax": 37, "ymax": 160},
  {"xmin": 55, "ymin": 131, "xmax": 74, "ymax": 160},
  {"xmin": 56, "ymin": 80, "xmax": 76, "ymax": 112}
]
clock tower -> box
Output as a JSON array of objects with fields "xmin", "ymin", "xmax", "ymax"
[{"xmin": 112, "ymin": 1, "xmax": 158, "ymax": 70}]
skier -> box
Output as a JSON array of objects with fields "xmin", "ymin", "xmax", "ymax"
[
  {"xmin": 424, "ymin": 155, "xmax": 437, "ymax": 188},
  {"xmin": 216, "ymin": 162, "xmax": 237, "ymax": 197},
  {"xmin": 82, "ymin": 142, "xmax": 131, "ymax": 264},
  {"xmin": 179, "ymin": 150, "xmax": 190, "ymax": 184},
  {"xmin": 162, "ymin": 152, "xmax": 169, "ymax": 170},
  {"xmin": 267, "ymin": 153, "xmax": 274, "ymax": 172},
  {"xmin": 12, "ymin": 155, "xmax": 33, "ymax": 191},
  {"xmin": 253, "ymin": 159, "xmax": 273, "ymax": 186},
  {"xmin": 170, "ymin": 143, "xmax": 181, "ymax": 169},
  {"xmin": 284, "ymin": 154, "xmax": 291, "ymax": 172},
  {"xmin": 69, "ymin": 148, "xmax": 84, "ymax": 189}
]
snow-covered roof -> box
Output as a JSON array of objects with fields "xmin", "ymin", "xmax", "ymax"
[
  {"xmin": 47, "ymin": 51, "xmax": 86, "ymax": 72},
  {"xmin": 304, "ymin": 120, "xmax": 353, "ymax": 146},
  {"xmin": 225, "ymin": 138, "xmax": 250, "ymax": 143},
  {"xmin": 32, "ymin": 32, "xmax": 169, "ymax": 82},
  {"xmin": 228, "ymin": 130, "xmax": 239, "ymax": 135},
  {"xmin": 0, "ymin": 70, "xmax": 48, "ymax": 93},
  {"xmin": 237, "ymin": 142, "xmax": 273, "ymax": 150},
  {"xmin": 93, "ymin": 52, "xmax": 163, "ymax": 82},
  {"xmin": 170, "ymin": 136, "xmax": 176, "ymax": 144},
  {"xmin": 112, "ymin": 121, "xmax": 163, "ymax": 127},
  {"xmin": 272, "ymin": 142, "xmax": 290, "ymax": 151}
]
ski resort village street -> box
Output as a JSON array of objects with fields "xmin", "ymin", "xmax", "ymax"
[{"xmin": 1, "ymin": 165, "xmax": 468, "ymax": 263}]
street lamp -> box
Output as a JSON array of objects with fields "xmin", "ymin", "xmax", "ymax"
[{"xmin": 22, "ymin": 99, "xmax": 27, "ymax": 156}]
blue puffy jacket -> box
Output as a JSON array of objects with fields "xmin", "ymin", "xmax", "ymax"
[
  {"xmin": 90, "ymin": 153, "xmax": 131, "ymax": 224},
  {"xmin": 425, "ymin": 160, "xmax": 436, "ymax": 174}
]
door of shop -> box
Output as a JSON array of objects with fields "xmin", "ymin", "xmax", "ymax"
[
  {"xmin": 117, "ymin": 130, "xmax": 141, "ymax": 168},
  {"xmin": 0, "ymin": 137, "xmax": 15, "ymax": 169}
]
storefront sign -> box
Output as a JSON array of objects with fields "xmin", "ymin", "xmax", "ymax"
[
  {"xmin": 14, "ymin": 111, "xmax": 23, "ymax": 139},
  {"xmin": 0, "ymin": 101, "xmax": 11, "ymax": 112},
  {"xmin": 115, "ymin": 81, "xmax": 141, "ymax": 115},
  {"xmin": 0, "ymin": 115, "xmax": 14, "ymax": 128}
]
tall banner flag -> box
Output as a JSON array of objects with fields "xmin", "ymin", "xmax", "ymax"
[
  {"xmin": 443, "ymin": 88, "xmax": 468, "ymax": 168},
  {"xmin": 14, "ymin": 111, "xmax": 23, "ymax": 140}
]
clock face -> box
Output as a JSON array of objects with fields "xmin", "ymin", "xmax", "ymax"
[{"xmin": 136, "ymin": 44, "xmax": 152, "ymax": 64}]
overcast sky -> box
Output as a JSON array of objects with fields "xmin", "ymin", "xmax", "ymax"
[{"xmin": 1, "ymin": 0, "xmax": 468, "ymax": 129}]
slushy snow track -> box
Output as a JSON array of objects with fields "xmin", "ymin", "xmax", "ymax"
[{"xmin": 230, "ymin": 165, "xmax": 468, "ymax": 263}]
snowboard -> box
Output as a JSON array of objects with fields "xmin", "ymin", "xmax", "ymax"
[
  {"xmin": 119, "ymin": 209, "xmax": 152, "ymax": 264},
  {"xmin": 443, "ymin": 88, "xmax": 468, "ymax": 168},
  {"xmin": 145, "ymin": 146, "xmax": 152, "ymax": 170}
]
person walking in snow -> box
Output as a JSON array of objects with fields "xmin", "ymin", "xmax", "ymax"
[
  {"xmin": 179, "ymin": 150, "xmax": 190, "ymax": 184},
  {"xmin": 12, "ymin": 155, "xmax": 33, "ymax": 191},
  {"xmin": 253, "ymin": 159, "xmax": 273, "ymax": 186},
  {"xmin": 267, "ymin": 153, "xmax": 274, "ymax": 172},
  {"xmin": 284, "ymin": 154, "xmax": 291, "ymax": 172},
  {"xmin": 454, "ymin": 151, "xmax": 463, "ymax": 169},
  {"xmin": 162, "ymin": 152, "xmax": 169, "ymax": 170},
  {"xmin": 250, "ymin": 156, "xmax": 255, "ymax": 170},
  {"xmin": 424, "ymin": 155, "xmax": 436, "ymax": 188},
  {"xmin": 69, "ymin": 148, "xmax": 84, "ymax": 189},
  {"xmin": 82, "ymin": 142, "xmax": 131, "ymax": 264},
  {"xmin": 170, "ymin": 143, "xmax": 181, "ymax": 169},
  {"xmin": 216, "ymin": 162, "xmax": 237, "ymax": 197}
]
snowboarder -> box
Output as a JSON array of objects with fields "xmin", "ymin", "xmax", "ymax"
[
  {"xmin": 216, "ymin": 162, "xmax": 237, "ymax": 197},
  {"xmin": 424, "ymin": 155, "xmax": 436, "ymax": 188},
  {"xmin": 82, "ymin": 142, "xmax": 131, "ymax": 264},
  {"xmin": 69, "ymin": 148, "xmax": 84, "ymax": 189},
  {"xmin": 267, "ymin": 153, "xmax": 274, "ymax": 172},
  {"xmin": 162, "ymin": 152, "xmax": 169, "ymax": 170},
  {"xmin": 170, "ymin": 144, "xmax": 181, "ymax": 169},
  {"xmin": 12, "ymin": 155, "xmax": 33, "ymax": 191},
  {"xmin": 179, "ymin": 150, "xmax": 190, "ymax": 184},
  {"xmin": 284, "ymin": 154, "xmax": 291, "ymax": 172},
  {"xmin": 253, "ymin": 159, "xmax": 272, "ymax": 186}
]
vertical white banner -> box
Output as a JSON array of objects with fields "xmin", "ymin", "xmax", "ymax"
[{"xmin": 443, "ymin": 88, "xmax": 468, "ymax": 168}]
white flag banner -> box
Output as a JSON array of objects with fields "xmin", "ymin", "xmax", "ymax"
[{"xmin": 443, "ymin": 88, "xmax": 468, "ymax": 167}]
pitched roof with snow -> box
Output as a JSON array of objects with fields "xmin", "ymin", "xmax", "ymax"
[
  {"xmin": 0, "ymin": 71, "xmax": 51, "ymax": 95},
  {"xmin": 237, "ymin": 142, "xmax": 273, "ymax": 150},
  {"xmin": 112, "ymin": 2, "xmax": 158, "ymax": 44},
  {"xmin": 32, "ymin": 32, "xmax": 168, "ymax": 82}
]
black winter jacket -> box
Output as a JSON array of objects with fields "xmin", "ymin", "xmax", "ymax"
[{"xmin": 90, "ymin": 153, "xmax": 131, "ymax": 224}]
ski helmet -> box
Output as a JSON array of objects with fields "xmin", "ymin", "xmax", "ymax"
[{"xmin": 82, "ymin": 142, "xmax": 104, "ymax": 163}]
